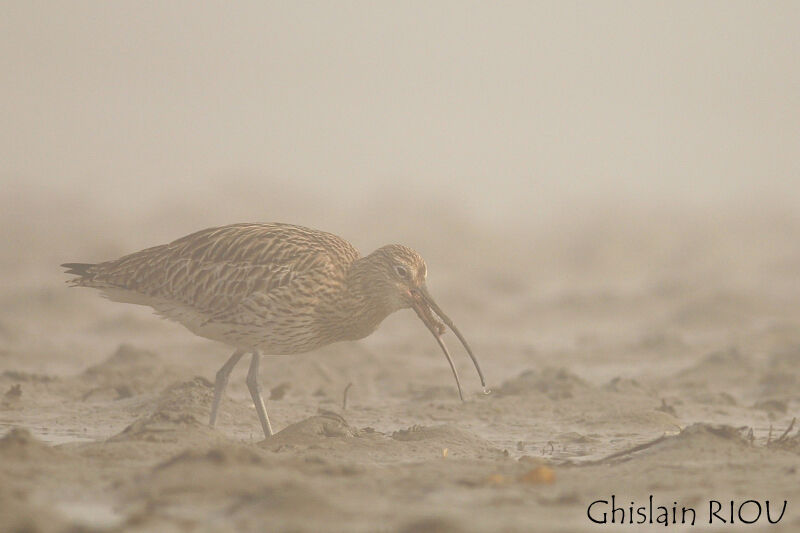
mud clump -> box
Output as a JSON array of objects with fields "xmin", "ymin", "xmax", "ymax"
[
  {"xmin": 155, "ymin": 445, "xmax": 270, "ymax": 471},
  {"xmin": 676, "ymin": 423, "xmax": 752, "ymax": 444},
  {"xmin": 391, "ymin": 424, "xmax": 503, "ymax": 460},
  {"xmin": 1, "ymin": 383, "xmax": 22, "ymax": 407},
  {"xmin": 0, "ymin": 427, "xmax": 62, "ymax": 462},
  {"xmin": 129, "ymin": 445, "xmax": 334, "ymax": 529},
  {"xmin": 80, "ymin": 344, "xmax": 170, "ymax": 397},
  {"xmin": 110, "ymin": 411, "xmax": 212, "ymax": 443},
  {"xmin": 599, "ymin": 423, "xmax": 754, "ymax": 465},
  {"xmin": 262, "ymin": 413, "xmax": 357, "ymax": 450},
  {"xmin": 669, "ymin": 348, "xmax": 755, "ymax": 393},
  {"xmin": 495, "ymin": 367, "xmax": 588, "ymax": 399},
  {"xmin": 758, "ymin": 347, "xmax": 800, "ymax": 399},
  {"xmin": 153, "ymin": 376, "xmax": 215, "ymax": 419},
  {"xmin": 107, "ymin": 378, "xmax": 219, "ymax": 444},
  {"xmin": 603, "ymin": 377, "xmax": 651, "ymax": 394}
]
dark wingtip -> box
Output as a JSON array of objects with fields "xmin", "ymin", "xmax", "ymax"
[{"xmin": 61, "ymin": 262, "xmax": 95, "ymax": 276}]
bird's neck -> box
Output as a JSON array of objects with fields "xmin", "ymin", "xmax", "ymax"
[{"xmin": 324, "ymin": 254, "xmax": 396, "ymax": 341}]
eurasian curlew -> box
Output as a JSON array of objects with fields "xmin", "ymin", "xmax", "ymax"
[{"xmin": 63, "ymin": 223, "xmax": 487, "ymax": 437}]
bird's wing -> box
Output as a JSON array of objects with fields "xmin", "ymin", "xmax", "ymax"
[{"xmin": 80, "ymin": 223, "xmax": 360, "ymax": 317}]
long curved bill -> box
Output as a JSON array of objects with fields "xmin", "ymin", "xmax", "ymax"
[{"xmin": 410, "ymin": 285, "xmax": 489, "ymax": 401}]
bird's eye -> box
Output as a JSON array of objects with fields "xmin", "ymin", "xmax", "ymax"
[{"xmin": 394, "ymin": 265, "xmax": 408, "ymax": 278}]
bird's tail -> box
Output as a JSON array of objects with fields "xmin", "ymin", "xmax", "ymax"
[
  {"xmin": 61, "ymin": 262, "xmax": 99, "ymax": 287},
  {"xmin": 61, "ymin": 262, "xmax": 95, "ymax": 276}
]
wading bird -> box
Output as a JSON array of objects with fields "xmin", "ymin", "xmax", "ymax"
[{"xmin": 63, "ymin": 223, "xmax": 487, "ymax": 437}]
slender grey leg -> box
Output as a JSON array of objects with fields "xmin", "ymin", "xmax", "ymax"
[
  {"xmin": 209, "ymin": 349, "xmax": 245, "ymax": 427},
  {"xmin": 246, "ymin": 350, "xmax": 274, "ymax": 437}
]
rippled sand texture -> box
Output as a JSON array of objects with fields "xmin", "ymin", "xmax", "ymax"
[
  {"xmin": 3, "ymin": 2, "xmax": 800, "ymax": 530},
  {"xmin": 0, "ymin": 191, "xmax": 799, "ymax": 532}
]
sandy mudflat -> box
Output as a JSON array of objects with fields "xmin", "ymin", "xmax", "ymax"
[
  {"xmin": 1, "ymin": 198, "xmax": 799, "ymax": 532},
  {"xmin": 2, "ymin": 2, "xmax": 798, "ymax": 530}
]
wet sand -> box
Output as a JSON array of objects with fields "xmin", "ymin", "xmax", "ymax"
[{"xmin": 1, "ymin": 194, "xmax": 799, "ymax": 532}]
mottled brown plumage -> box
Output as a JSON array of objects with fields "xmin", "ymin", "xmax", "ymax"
[{"xmin": 63, "ymin": 223, "xmax": 487, "ymax": 437}]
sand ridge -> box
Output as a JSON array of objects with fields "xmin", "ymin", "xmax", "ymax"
[{"xmin": 1, "ymin": 199, "xmax": 800, "ymax": 531}]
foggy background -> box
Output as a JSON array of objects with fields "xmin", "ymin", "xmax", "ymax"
[{"xmin": 1, "ymin": 1, "xmax": 799, "ymax": 284}]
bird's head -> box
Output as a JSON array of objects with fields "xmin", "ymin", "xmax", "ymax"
[
  {"xmin": 369, "ymin": 244, "xmax": 429, "ymax": 311},
  {"xmin": 357, "ymin": 244, "xmax": 488, "ymax": 400}
]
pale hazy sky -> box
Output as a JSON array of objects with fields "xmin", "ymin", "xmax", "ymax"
[{"xmin": 2, "ymin": 1, "xmax": 799, "ymax": 220}]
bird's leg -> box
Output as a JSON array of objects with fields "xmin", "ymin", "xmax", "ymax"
[
  {"xmin": 246, "ymin": 350, "xmax": 274, "ymax": 437},
  {"xmin": 209, "ymin": 349, "xmax": 246, "ymax": 427}
]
